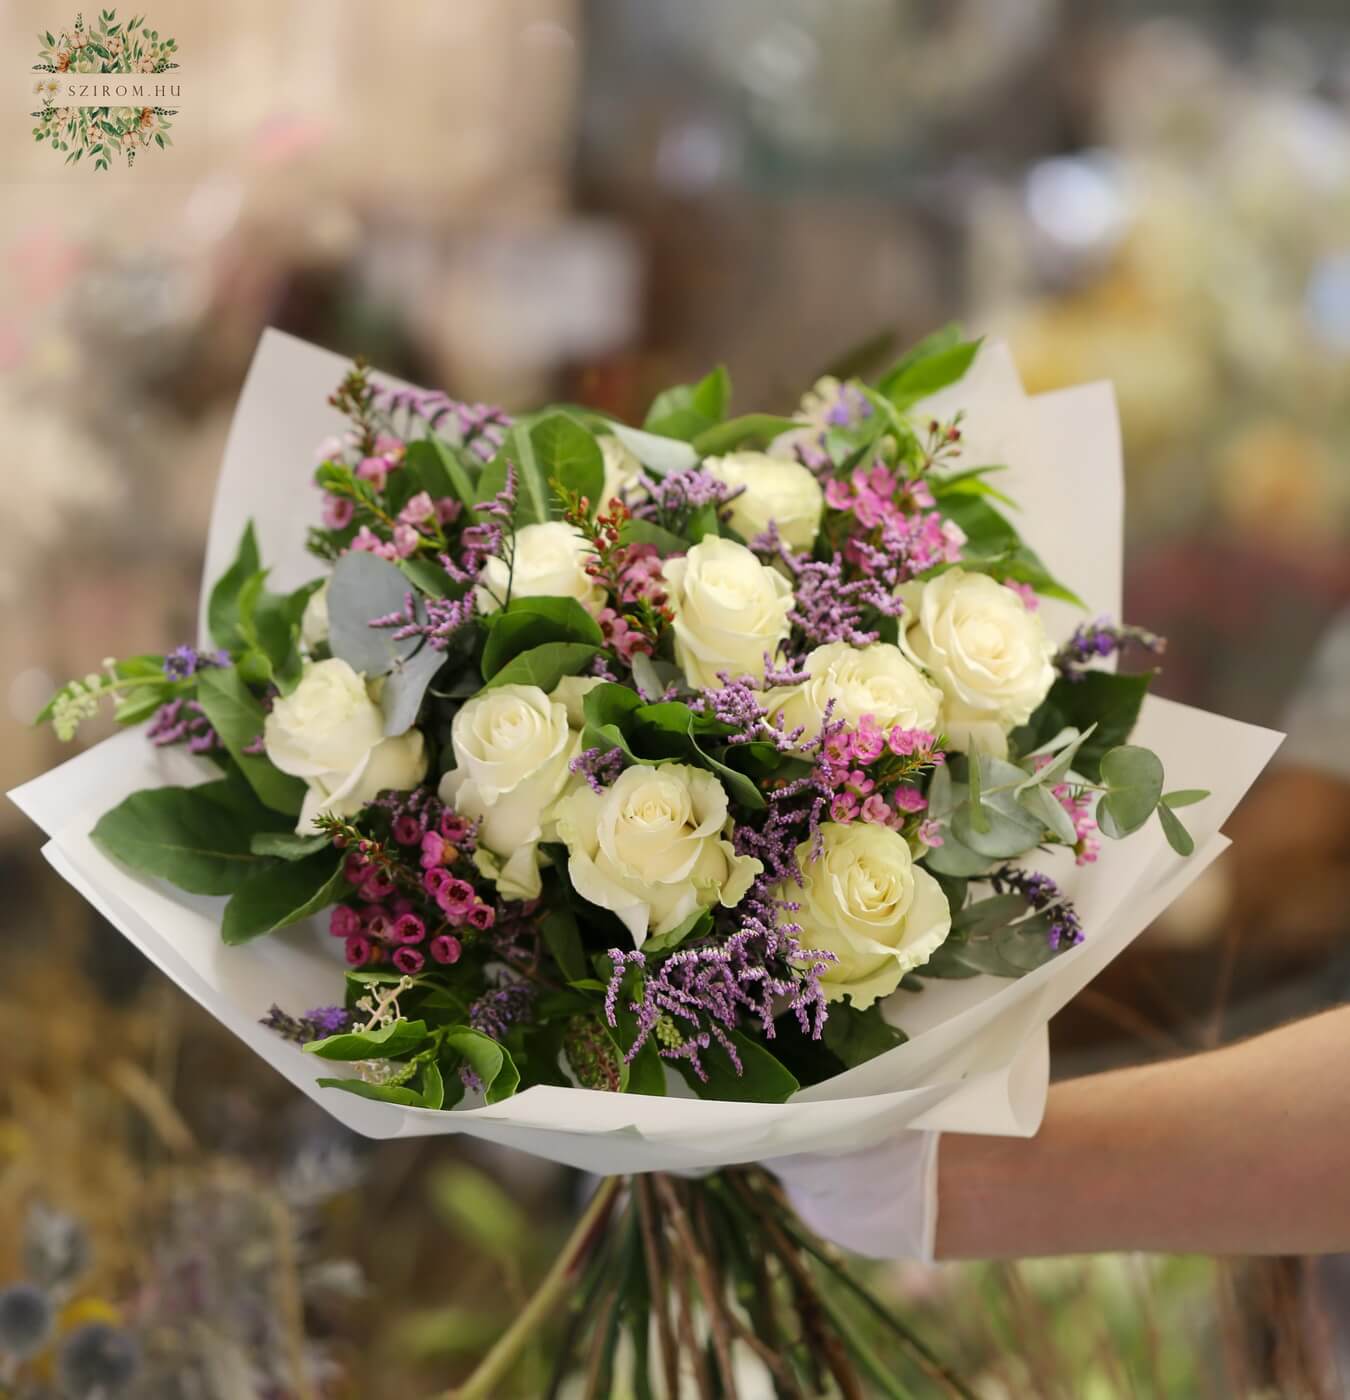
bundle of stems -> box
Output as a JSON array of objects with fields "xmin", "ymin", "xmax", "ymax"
[{"xmin": 444, "ymin": 1169, "xmax": 975, "ymax": 1400}]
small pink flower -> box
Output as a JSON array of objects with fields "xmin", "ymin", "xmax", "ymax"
[
  {"xmin": 466, "ymin": 903, "xmax": 495, "ymax": 931},
  {"xmin": 423, "ymin": 867, "xmax": 452, "ymax": 899},
  {"xmin": 892, "ymin": 785, "xmax": 928, "ymax": 814},
  {"xmin": 887, "ymin": 726, "xmax": 917, "ymax": 756},
  {"xmin": 356, "ymin": 456, "xmax": 390, "ymax": 491},
  {"xmin": 847, "ymin": 770, "xmax": 875, "ymax": 796},
  {"xmin": 830, "ymin": 794, "xmax": 858, "ymax": 823},
  {"xmin": 344, "ymin": 934, "xmax": 372, "ymax": 966},
  {"xmin": 823, "ymin": 732, "xmax": 851, "ymax": 765},
  {"xmin": 439, "ymin": 811, "xmax": 471, "ymax": 842},
  {"xmin": 421, "ymin": 831, "xmax": 449, "ymax": 869},
  {"xmin": 363, "ymin": 909, "xmax": 393, "ymax": 941},
  {"xmin": 860, "ymin": 794, "xmax": 891, "ymax": 824},
  {"xmin": 349, "ymin": 526, "xmax": 398, "ymax": 561},
  {"xmin": 430, "ymin": 934, "xmax": 462, "ymax": 965},
  {"xmin": 322, "ymin": 493, "xmax": 354, "ymax": 530},
  {"xmin": 393, "ymin": 523, "xmax": 421, "ymax": 558},
  {"xmin": 435, "ymin": 497, "xmax": 462, "ymax": 526},
  {"xmin": 399, "ymin": 491, "xmax": 436, "ymax": 526},
  {"xmin": 361, "ymin": 870, "xmax": 397, "ymax": 901},
  {"xmin": 393, "ymin": 913, "xmax": 426, "ymax": 944},
  {"xmin": 374, "ymin": 434, "xmax": 405, "ymax": 459},
  {"xmin": 849, "ymin": 724, "xmax": 885, "ymax": 765},
  {"xmin": 392, "ymin": 945, "xmax": 425, "ymax": 974},
  {"xmin": 824, "ymin": 479, "xmax": 854, "ymax": 511},
  {"xmin": 917, "ymin": 819, "xmax": 943, "ymax": 847},
  {"xmin": 393, "ymin": 815, "xmax": 423, "ymax": 846},
  {"xmin": 329, "ymin": 905, "xmax": 362, "ymax": 939},
  {"xmin": 1004, "ymin": 579, "xmax": 1038, "ymax": 610},
  {"xmin": 343, "ymin": 853, "xmax": 371, "ymax": 884}
]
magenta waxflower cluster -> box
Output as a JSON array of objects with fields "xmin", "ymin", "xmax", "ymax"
[
  {"xmin": 825, "ymin": 462, "xmax": 966, "ymax": 583},
  {"xmin": 327, "ymin": 806, "xmax": 493, "ymax": 973},
  {"xmin": 818, "ymin": 717, "xmax": 945, "ymax": 845}
]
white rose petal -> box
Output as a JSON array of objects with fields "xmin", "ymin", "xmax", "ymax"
[
  {"xmin": 264, "ymin": 657, "xmax": 383, "ymax": 779},
  {"xmin": 298, "ymin": 731, "xmax": 428, "ymax": 834},
  {"xmin": 703, "ymin": 451, "xmax": 824, "ymax": 552},
  {"xmin": 556, "ymin": 762, "xmax": 762, "ymax": 947},
  {"xmin": 599, "ymin": 435, "xmax": 645, "ymax": 512},
  {"xmin": 475, "ymin": 521, "xmax": 606, "ymax": 618},
  {"xmin": 768, "ymin": 641, "xmax": 941, "ymax": 742},
  {"xmin": 300, "ymin": 580, "xmax": 330, "ymax": 652},
  {"xmin": 662, "ymin": 537, "xmax": 793, "ymax": 690},
  {"xmin": 900, "ymin": 568, "xmax": 1055, "ymax": 758},
  {"xmin": 438, "ymin": 683, "xmax": 578, "ymax": 901},
  {"xmin": 787, "ymin": 822, "xmax": 951, "ymax": 1008}
]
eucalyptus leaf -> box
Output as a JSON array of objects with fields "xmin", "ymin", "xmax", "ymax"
[
  {"xmin": 1098, "ymin": 745, "xmax": 1165, "ymax": 838},
  {"xmin": 919, "ymin": 832, "xmax": 993, "ymax": 877},
  {"xmin": 382, "ymin": 644, "xmax": 447, "ymax": 736},
  {"xmin": 328, "ymin": 550, "xmax": 423, "ymax": 676},
  {"xmin": 1019, "ymin": 781, "xmax": 1079, "ymax": 846},
  {"xmin": 1157, "ymin": 801, "xmax": 1195, "ymax": 856},
  {"xmin": 1161, "ymin": 788, "xmax": 1209, "ymax": 808}
]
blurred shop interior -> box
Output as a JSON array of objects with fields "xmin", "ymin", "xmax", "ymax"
[{"xmin": 1, "ymin": 0, "xmax": 1349, "ymax": 1394}]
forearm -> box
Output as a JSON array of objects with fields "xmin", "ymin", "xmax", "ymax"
[{"xmin": 937, "ymin": 1006, "xmax": 1350, "ymax": 1259}]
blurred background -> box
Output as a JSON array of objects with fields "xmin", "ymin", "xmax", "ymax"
[{"xmin": 2, "ymin": 0, "xmax": 1349, "ymax": 1394}]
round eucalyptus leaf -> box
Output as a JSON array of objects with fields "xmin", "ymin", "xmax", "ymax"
[{"xmin": 1098, "ymin": 744, "xmax": 1164, "ymax": 837}]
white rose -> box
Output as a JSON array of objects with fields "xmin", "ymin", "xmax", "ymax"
[
  {"xmin": 768, "ymin": 641, "xmax": 941, "ymax": 742},
  {"xmin": 438, "ymin": 683, "xmax": 579, "ymax": 901},
  {"xmin": 264, "ymin": 658, "xmax": 428, "ymax": 834},
  {"xmin": 264, "ymin": 658, "xmax": 383, "ymax": 778},
  {"xmin": 599, "ymin": 435, "xmax": 644, "ymax": 512},
  {"xmin": 300, "ymin": 580, "xmax": 330, "ymax": 651},
  {"xmin": 556, "ymin": 762, "xmax": 762, "ymax": 946},
  {"xmin": 900, "ymin": 569, "xmax": 1055, "ymax": 759},
  {"xmin": 475, "ymin": 521, "xmax": 606, "ymax": 618},
  {"xmin": 662, "ymin": 537, "xmax": 794, "ymax": 689},
  {"xmin": 297, "ymin": 731, "xmax": 427, "ymax": 835},
  {"xmin": 787, "ymin": 822, "xmax": 951, "ymax": 1008},
  {"xmin": 703, "ymin": 451, "xmax": 824, "ymax": 551}
]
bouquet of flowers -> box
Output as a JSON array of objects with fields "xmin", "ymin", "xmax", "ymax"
[{"xmin": 13, "ymin": 328, "xmax": 1280, "ymax": 1397}]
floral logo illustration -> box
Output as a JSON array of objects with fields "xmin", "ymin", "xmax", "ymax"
[{"xmin": 31, "ymin": 9, "xmax": 178, "ymax": 170}]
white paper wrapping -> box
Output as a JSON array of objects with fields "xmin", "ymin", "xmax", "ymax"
[{"xmin": 10, "ymin": 331, "xmax": 1283, "ymax": 1175}]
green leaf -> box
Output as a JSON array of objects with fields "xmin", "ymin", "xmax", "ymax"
[
  {"xmin": 617, "ymin": 518, "xmax": 689, "ymax": 556},
  {"xmin": 967, "ymin": 752, "xmax": 989, "ymax": 833},
  {"xmin": 399, "ymin": 557, "xmax": 458, "ymax": 598},
  {"xmin": 381, "ymin": 643, "xmax": 447, "ymax": 736},
  {"xmin": 316, "ymin": 1078, "xmax": 427, "ymax": 1107},
  {"xmin": 539, "ymin": 904, "xmax": 588, "ymax": 984},
  {"xmin": 1097, "ymin": 745, "xmax": 1165, "ymax": 838},
  {"xmin": 1018, "ymin": 782, "xmax": 1078, "ymax": 846},
  {"xmin": 950, "ymin": 757, "xmax": 1045, "ymax": 859},
  {"xmin": 930, "ymin": 464, "xmax": 1017, "ymax": 508},
  {"xmin": 477, "ymin": 423, "xmax": 551, "ymax": 526},
  {"xmin": 482, "ymin": 642, "xmax": 601, "ymax": 692},
  {"xmin": 249, "ymin": 831, "xmax": 331, "ymax": 860},
  {"xmin": 445, "ymin": 1027, "xmax": 520, "ymax": 1104},
  {"xmin": 673, "ymin": 1030, "xmax": 799, "ymax": 1103},
  {"xmin": 690, "ymin": 413, "xmax": 799, "ymax": 457},
  {"xmin": 90, "ymin": 782, "xmax": 277, "ymax": 896},
  {"xmin": 628, "ymin": 701, "xmax": 767, "ymax": 811},
  {"xmin": 951, "ymin": 892, "xmax": 1031, "ymax": 937},
  {"xmin": 403, "ymin": 436, "xmax": 480, "ymax": 523},
  {"xmin": 1011, "ymin": 671, "xmax": 1153, "ymax": 783},
  {"xmin": 206, "ymin": 521, "xmax": 261, "ymax": 651},
  {"xmin": 1157, "ymin": 801, "xmax": 1195, "ymax": 856},
  {"xmin": 480, "ymin": 597, "xmax": 603, "ymax": 679},
  {"xmin": 639, "ymin": 909, "xmax": 712, "ymax": 958},
  {"xmin": 822, "ymin": 1003, "xmax": 907, "ymax": 1068},
  {"xmin": 918, "ymin": 831, "xmax": 993, "ymax": 878},
  {"xmin": 419, "ymin": 1059, "xmax": 446, "ymax": 1110},
  {"xmin": 604, "ymin": 421, "xmax": 699, "ymax": 479},
  {"xmin": 307, "ymin": 1018, "xmax": 430, "ymax": 1061},
  {"xmin": 643, "ymin": 366, "xmax": 731, "ymax": 441},
  {"xmin": 1162, "ymin": 788, "xmax": 1209, "ymax": 808},
  {"xmin": 221, "ymin": 849, "xmax": 345, "ymax": 944},
  {"xmin": 194, "ymin": 667, "xmax": 305, "ymax": 816},
  {"xmin": 530, "ymin": 412, "xmax": 604, "ymax": 510},
  {"xmin": 878, "ymin": 326, "xmax": 981, "ymax": 407}
]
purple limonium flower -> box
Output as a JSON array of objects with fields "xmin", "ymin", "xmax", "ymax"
[
  {"xmin": 989, "ymin": 866, "xmax": 1085, "ymax": 949},
  {"xmin": 146, "ymin": 698, "xmax": 220, "ymax": 754},
  {"xmin": 569, "ymin": 746, "xmax": 626, "ymax": 794},
  {"xmin": 1056, "ymin": 618, "xmax": 1166, "ymax": 680},
  {"xmin": 162, "ymin": 646, "xmax": 229, "ymax": 681}
]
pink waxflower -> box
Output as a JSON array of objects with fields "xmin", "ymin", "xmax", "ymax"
[
  {"xmin": 344, "ymin": 934, "xmax": 372, "ymax": 967},
  {"xmin": 329, "ymin": 905, "xmax": 362, "ymax": 939},
  {"xmin": 393, "ymin": 523, "xmax": 421, "ymax": 558},
  {"xmin": 435, "ymin": 496, "xmax": 462, "ymax": 526},
  {"xmin": 349, "ymin": 526, "xmax": 399, "ymax": 560},
  {"xmin": 430, "ymin": 934, "xmax": 462, "ymax": 965},
  {"xmin": 392, "ymin": 815, "xmax": 423, "ymax": 846},
  {"xmin": 892, "ymin": 785, "xmax": 928, "ymax": 814},
  {"xmin": 392, "ymin": 946, "xmax": 425, "ymax": 975},
  {"xmin": 356, "ymin": 455, "xmax": 390, "ymax": 491},
  {"xmin": 830, "ymin": 793, "xmax": 858, "ymax": 823},
  {"xmin": 363, "ymin": 908, "xmax": 393, "ymax": 941},
  {"xmin": 823, "ymin": 731, "xmax": 852, "ymax": 765},
  {"xmin": 849, "ymin": 722, "xmax": 885, "ymax": 765},
  {"xmin": 421, "ymin": 831, "xmax": 450, "ymax": 869},
  {"xmin": 466, "ymin": 903, "xmax": 495, "ymax": 931},
  {"xmin": 423, "ymin": 867, "xmax": 452, "ymax": 900},
  {"xmin": 917, "ymin": 819, "xmax": 943, "ymax": 848},
  {"xmin": 393, "ymin": 913, "xmax": 426, "ymax": 944},
  {"xmin": 1004, "ymin": 579, "xmax": 1039, "ymax": 611},
  {"xmin": 360, "ymin": 869, "xmax": 397, "ymax": 901},
  {"xmin": 824, "ymin": 479, "xmax": 854, "ymax": 511},
  {"xmin": 322, "ymin": 493, "xmax": 355, "ymax": 530},
  {"xmin": 846, "ymin": 769, "xmax": 875, "ymax": 796},
  {"xmin": 399, "ymin": 491, "xmax": 436, "ymax": 526},
  {"xmin": 343, "ymin": 852, "xmax": 372, "ymax": 884},
  {"xmin": 860, "ymin": 794, "xmax": 892, "ymax": 824}
]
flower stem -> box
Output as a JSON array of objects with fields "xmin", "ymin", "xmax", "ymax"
[{"xmin": 443, "ymin": 1175, "xmax": 623, "ymax": 1400}]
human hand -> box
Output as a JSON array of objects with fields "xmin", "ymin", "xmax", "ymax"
[{"xmin": 768, "ymin": 1130, "xmax": 940, "ymax": 1261}]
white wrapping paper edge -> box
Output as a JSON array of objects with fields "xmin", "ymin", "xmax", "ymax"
[{"xmin": 9, "ymin": 331, "xmax": 1284, "ymax": 1175}]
